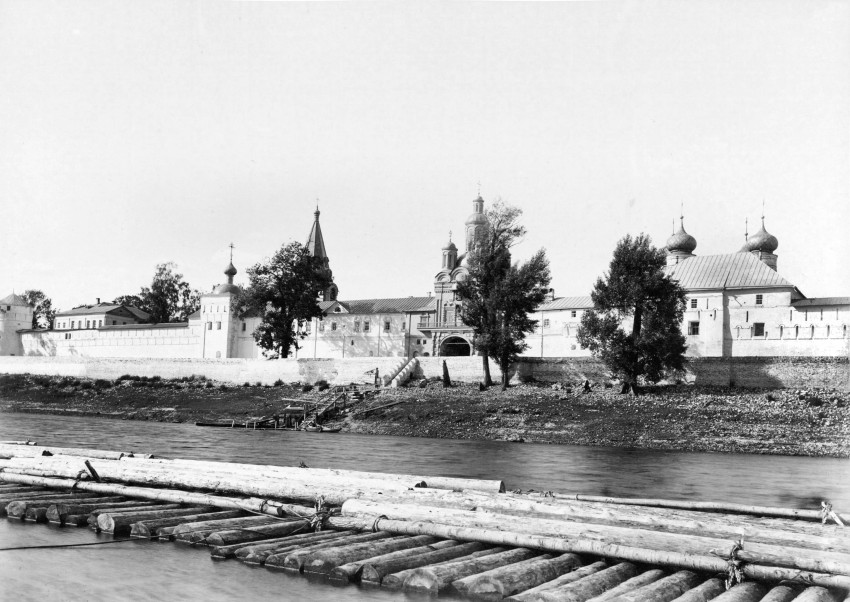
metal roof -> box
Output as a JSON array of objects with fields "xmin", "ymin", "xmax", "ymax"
[
  {"xmin": 792, "ymin": 297, "xmax": 850, "ymax": 308},
  {"xmin": 324, "ymin": 297, "xmax": 436, "ymax": 315},
  {"xmin": 56, "ymin": 303, "xmax": 150, "ymax": 319},
  {"xmin": 538, "ymin": 296, "xmax": 593, "ymax": 311},
  {"xmin": 664, "ymin": 253, "xmax": 794, "ymax": 291},
  {"xmin": 0, "ymin": 293, "xmax": 29, "ymax": 306}
]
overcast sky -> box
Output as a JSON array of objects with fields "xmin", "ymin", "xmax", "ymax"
[{"xmin": 1, "ymin": 1, "xmax": 847, "ymax": 311}]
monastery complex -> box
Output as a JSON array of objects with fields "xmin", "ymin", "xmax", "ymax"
[{"xmin": 2, "ymin": 196, "xmax": 848, "ymax": 361}]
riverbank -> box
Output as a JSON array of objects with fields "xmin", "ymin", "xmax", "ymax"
[{"xmin": 1, "ymin": 373, "xmax": 848, "ymax": 457}]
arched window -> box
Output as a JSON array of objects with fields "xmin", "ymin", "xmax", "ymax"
[
  {"xmin": 826, "ymin": 325, "xmax": 830, "ymax": 338},
  {"xmin": 795, "ymin": 325, "xmax": 799, "ymax": 338},
  {"xmin": 810, "ymin": 324, "xmax": 815, "ymax": 338},
  {"xmin": 779, "ymin": 326, "xmax": 784, "ymax": 339},
  {"xmin": 735, "ymin": 326, "xmax": 740, "ymax": 339}
]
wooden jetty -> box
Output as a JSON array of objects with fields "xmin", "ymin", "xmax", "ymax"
[{"xmin": 1, "ymin": 443, "xmax": 849, "ymax": 601}]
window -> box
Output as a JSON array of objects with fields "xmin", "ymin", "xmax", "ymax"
[
  {"xmin": 216, "ymin": 322, "xmax": 222, "ymax": 330},
  {"xmin": 112, "ymin": 320, "xmax": 116, "ymax": 325},
  {"xmin": 401, "ymin": 322, "xmax": 406, "ymax": 331},
  {"xmin": 319, "ymin": 321, "xmax": 325, "ymax": 332},
  {"xmin": 242, "ymin": 322, "xmax": 246, "ymax": 332},
  {"xmin": 350, "ymin": 340, "xmax": 354, "ymax": 346},
  {"xmin": 745, "ymin": 311, "xmax": 749, "ymax": 323},
  {"xmin": 795, "ymin": 325, "xmax": 799, "ymax": 338},
  {"xmin": 820, "ymin": 310, "xmax": 823, "ymax": 321},
  {"xmin": 690, "ymin": 299, "xmax": 697, "ymax": 309},
  {"xmin": 688, "ymin": 321, "xmax": 699, "ymax": 335},
  {"xmin": 71, "ymin": 321, "xmax": 75, "ymax": 328},
  {"xmin": 86, "ymin": 320, "xmax": 90, "ymax": 328},
  {"xmin": 570, "ymin": 310, "xmax": 577, "ymax": 318},
  {"xmin": 543, "ymin": 319, "xmax": 550, "ymax": 328},
  {"xmin": 826, "ymin": 326, "xmax": 830, "ymax": 337},
  {"xmin": 98, "ymin": 320, "xmax": 102, "ymax": 327},
  {"xmin": 306, "ymin": 321, "xmax": 311, "ymax": 333},
  {"xmin": 383, "ymin": 320, "xmax": 390, "ymax": 332},
  {"xmin": 353, "ymin": 320, "xmax": 360, "ymax": 332},
  {"xmin": 754, "ymin": 323, "xmax": 765, "ymax": 337},
  {"xmin": 364, "ymin": 320, "xmax": 370, "ymax": 332},
  {"xmin": 122, "ymin": 322, "xmax": 126, "ymax": 325},
  {"xmin": 207, "ymin": 322, "xmax": 212, "ymax": 330},
  {"xmin": 331, "ymin": 322, "xmax": 337, "ymax": 331},
  {"xmin": 755, "ymin": 294, "xmax": 763, "ymax": 305},
  {"xmin": 779, "ymin": 326, "xmax": 784, "ymax": 338}
]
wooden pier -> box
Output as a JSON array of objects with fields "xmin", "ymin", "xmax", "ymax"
[{"xmin": 1, "ymin": 442, "xmax": 848, "ymax": 601}]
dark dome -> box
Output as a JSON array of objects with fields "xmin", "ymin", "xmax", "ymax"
[
  {"xmin": 745, "ymin": 221, "xmax": 778, "ymax": 253},
  {"xmin": 224, "ymin": 262, "xmax": 237, "ymax": 277},
  {"xmin": 442, "ymin": 239, "xmax": 457, "ymax": 251},
  {"xmin": 665, "ymin": 219, "xmax": 697, "ymax": 254},
  {"xmin": 214, "ymin": 282, "xmax": 240, "ymax": 295}
]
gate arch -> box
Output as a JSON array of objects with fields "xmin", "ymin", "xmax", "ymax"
[{"xmin": 440, "ymin": 336, "xmax": 472, "ymax": 356}]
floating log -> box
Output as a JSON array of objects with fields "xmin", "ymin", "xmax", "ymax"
[
  {"xmin": 173, "ymin": 516, "xmax": 283, "ymax": 544},
  {"xmin": 567, "ymin": 494, "xmax": 848, "ymax": 524},
  {"xmin": 341, "ymin": 499, "xmax": 850, "ymax": 576},
  {"xmin": 710, "ymin": 582, "xmax": 768, "ymax": 601},
  {"xmin": 46, "ymin": 499, "xmax": 145, "ymax": 524},
  {"xmin": 760, "ymin": 585, "xmax": 803, "ymax": 602},
  {"xmin": 24, "ymin": 507, "xmax": 50, "ymax": 522},
  {"xmin": 204, "ymin": 518, "xmax": 309, "ymax": 547},
  {"xmin": 62, "ymin": 504, "xmax": 177, "ymax": 527},
  {"xmin": 130, "ymin": 510, "xmax": 247, "ymax": 538},
  {"xmin": 301, "ymin": 534, "xmax": 438, "ymax": 575},
  {"xmin": 708, "ymin": 546, "xmax": 850, "ymax": 578},
  {"xmin": 533, "ymin": 562, "xmax": 639, "ymax": 602},
  {"xmin": 214, "ymin": 529, "xmax": 356, "ymax": 560},
  {"xmin": 667, "ymin": 578, "xmax": 727, "ymax": 602},
  {"xmin": 360, "ymin": 541, "xmax": 487, "ymax": 585},
  {"xmin": 248, "ymin": 532, "xmax": 390, "ymax": 566},
  {"xmin": 0, "ymin": 490, "xmax": 90, "ymax": 507},
  {"xmin": 792, "ymin": 588, "xmax": 841, "ymax": 602},
  {"xmin": 0, "ymin": 444, "xmax": 140, "ymax": 460},
  {"xmin": 379, "ymin": 547, "xmax": 505, "ymax": 590},
  {"xmin": 5, "ymin": 493, "xmax": 106, "ymax": 518},
  {"xmin": 509, "ymin": 561, "xmax": 609, "ymax": 602},
  {"xmin": 98, "ymin": 507, "xmax": 216, "ymax": 534},
  {"xmin": 267, "ymin": 534, "xmax": 401, "ymax": 572},
  {"xmin": 0, "ymin": 440, "xmax": 37, "ymax": 445},
  {"xmin": 330, "ymin": 540, "xmax": 460, "ymax": 582},
  {"xmin": 403, "ymin": 548, "xmax": 539, "ymax": 594},
  {"xmin": 603, "ymin": 570, "xmax": 703, "ymax": 602},
  {"xmin": 453, "ymin": 553, "xmax": 582, "ymax": 601},
  {"xmin": 587, "ymin": 569, "xmax": 667, "ymax": 601}
]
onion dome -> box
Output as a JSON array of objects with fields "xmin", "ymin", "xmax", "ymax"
[
  {"xmin": 665, "ymin": 217, "xmax": 697, "ymax": 254},
  {"xmin": 214, "ymin": 259, "xmax": 240, "ymax": 294},
  {"xmin": 224, "ymin": 262, "xmax": 237, "ymax": 277},
  {"xmin": 465, "ymin": 195, "xmax": 487, "ymax": 226},
  {"xmin": 745, "ymin": 219, "xmax": 778, "ymax": 253},
  {"xmin": 442, "ymin": 239, "xmax": 457, "ymax": 251}
]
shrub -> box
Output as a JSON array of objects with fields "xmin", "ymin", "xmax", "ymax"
[
  {"xmin": 93, "ymin": 379, "xmax": 111, "ymax": 390},
  {"xmin": 151, "ymin": 375, "xmax": 162, "ymax": 382},
  {"xmin": 79, "ymin": 381, "xmax": 93, "ymax": 390},
  {"xmin": 301, "ymin": 384, "xmax": 314, "ymax": 393},
  {"xmin": 255, "ymin": 381, "xmax": 262, "ymax": 387},
  {"xmin": 274, "ymin": 379, "xmax": 284, "ymax": 387},
  {"xmin": 243, "ymin": 382, "xmax": 251, "ymax": 387},
  {"xmin": 219, "ymin": 384, "xmax": 228, "ymax": 391},
  {"xmin": 117, "ymin": 374, "xmax": 133, "ymax": 382},
  {"xmin": 315, "ymin": 379, "xmax": 330, "ymax": 392},
  {"xmin": 205, "ymin": 381, "xmax": 214, "ymax": 389}
]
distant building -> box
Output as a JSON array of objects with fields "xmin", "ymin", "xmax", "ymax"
[
  {"xmin": 8, "ymin": 198, "xmax": 848, "ymax": 359},
  {"xmin": 0, "ymin": 294, "xmax": 33, "ymax": 356}
]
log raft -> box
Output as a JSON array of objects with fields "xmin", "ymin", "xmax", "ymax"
[{"xmin": 2, "ymin": 447, "xmax": 849, "ymax": 602}]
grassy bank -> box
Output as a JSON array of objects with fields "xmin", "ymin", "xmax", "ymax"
[{"xmin": 1, "ymin": 373, "xmax": 848, "ymax": 457}]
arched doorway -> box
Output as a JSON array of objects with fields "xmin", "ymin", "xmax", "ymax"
[{"xmin": 440, "ymin": 336, "xmax": 471, "ymax": 356}]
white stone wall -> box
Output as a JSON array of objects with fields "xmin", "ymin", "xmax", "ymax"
[
  {"xmin": 524, "ymin": 308, "xmax": 589, "ymax": 358},
  {"xmin": 0, "ymin": 305, "xmax": 32, "ymax": 356},
  {"xmin": 21, "ymin": 325, "xmax": 201, "ymax": 358},
  {"xmin": 293, "ymin": 312, "xmax": 432, "ymax": 359}
]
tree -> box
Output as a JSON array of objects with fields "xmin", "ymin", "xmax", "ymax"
[
  {"xmin": 236, "ymin": 241, "xmax": 333, "ymax": 359},
  {"xmin": 21, "ymin": 290, "xmax": 56, "ymax": 330},
  {"xmin": 113, "ymin": 262, "xmax": 200, "ymax": 323},
  {"xmin": 457, "ymin": 201, "xmax": 551, "ymax": 390},
  {"xmin": 577, "ymin": 234, "xmax": 687, "ymax": 394}
]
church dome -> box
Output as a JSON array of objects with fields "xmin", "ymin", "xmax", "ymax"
[
  {"xmin": 465, "ymin": 195, "xmax": 487, "ymax": 226},
  {"xmin": 224, "ymin": 262, "xmax": 237, "ymax": 277},
  {"xmin": 442, "ymin": 239, "xmax": 457, "ymax": 251},
  {"xmin": 665, "ymin": 219, "xmax": 697, "ymax": 254},
  {"xmin": 214, "ymin": 282, "xmax": 240, "ymax": 294},
  {"xmin": 745, "ymin": 220, "xmax": 778, "ymax": 253}
]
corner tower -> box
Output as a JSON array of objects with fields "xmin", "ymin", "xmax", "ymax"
[
  {"xmin": 465, "ymin": 194, "xmax": 487, "ymax": 252},
  {"xmin": 306, "ymin": 207, "xmax": 338, "ymax": 301}
]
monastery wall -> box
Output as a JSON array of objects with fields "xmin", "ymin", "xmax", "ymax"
[
  {"xmin": 1, "ymin": 354, "xmax": 846, "ymax": 390},
  {"xmin": 20, "ymin": 325, "xmax": 201, "ymax": 359}
]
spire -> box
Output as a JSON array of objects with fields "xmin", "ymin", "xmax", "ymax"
[{"xmin": 306, "ymin": 203, "xmax": 328, "ymax": 260}]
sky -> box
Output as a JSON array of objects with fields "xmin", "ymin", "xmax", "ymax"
[{"xmin": 1, "ymin": 1, "xmax": 848, "ymax": 311}]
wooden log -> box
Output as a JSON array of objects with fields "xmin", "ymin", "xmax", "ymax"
[
  {"xmin": 454, "ymin": 553, "xmax": 583, "ymax": 601},
  {"xmin": 214, "ymin": 529, "xmax": 356, "ymax": 560},
  {"xmin": 98, "ymin": 507, "xmax": 216, "ymax": 535},
  {"xmin": 341, "ymin": 500, "xmax": 850, "ymax": 576},
  {"xmin": 0, "ymin": 440, "xmax": 37, "ymax": 445},
  {"xmin": 381, "ymin": 547, "xmax": 506, "ymax": 590},
  {"xmin": 709, "ymin": 547, "xmax": 850, "ymax": 577},
  {"xmin": 567, "ymin": 494, "xmax": 848, "ymax": 524},
  {"xmin": 0, "ymin": 486, "xmax": 47, "ymax": 494},
  {"xmin": 46, "ymin": 499, "xmax": 147, "ymax": 524},
  {"xmin": 156, "ymin": 526, "xmax": 177, "ymax": 541},
  {"xmin": 602, "ymin": 571, "xmax": 701, "ymax": 602},
  {"xmin": 668, "ymin": 578, "xmax": 726, "ymax": 602},
  {"xmin": 130, "ymin": 510, "xmax": 247, "ymax": 538},
  {"xmin": 360, "ymin": 541, "xmax": 486, "ymax": 585},
  {"xmin": 534, "ymin": 562, "xmax": 639, "ymax": 602},
  {"xmin": 247, "ymin": 532, "xmax": 389, "ymax": 565},
  {"xmin": 587, "ymin": 569, "xmax": 667, "ymax": 602},
  {"xmin": 404, "ymin": 548, "xmax": 540, "ymax": 594},
  {"xmin": 709, "ymin": 582, "xmax": 768, "ymax": 602},
  {"xmin": 330, "ymin": 540, "xmax": 460, "ymax": 583},
  {"xmin": 86, "ymin": 504, "xmax": 185, "ymax": 528},
  {"xmin": 121, "ymin": 455, "xmax": 505, "ymax": 493},
  {"xmin": 302, "ymin": 535, "xmax": 438, "ymax": 575},
  {"xmin": 0, "ymin": 491, "xmax": 92, "ymax": 508},
  {"xmin": 760, "ymin": 585, "xmax": 803, "ymax": 602},
  {"xmin": 0, "ymin": 443, "xmax": 135, "ymax": 460},
  {"xmin": 204, "ymin": 518, "xmax": 309, "ymax": 547},
  {"xmin": 267, "ymin": 534, "xmax": 403, "ymax": 572},
  {"xmin": 509, "ymin": 561, "xmax": 609, "ymax": 602},
  {"xmin": 5, "ymin": 493, "xmax": 106, "ymax": 518},
  {"xmin": 61, "ymin": 503, "xmax": 175, "ymax": 527},
  {"xmin": 0, "ymin": 473, "xmax": 286, "ymax": 517},
  {"xmin": 24, "ymin": 507, "xmax": 50, "ymax": 522},
  {"xmin": 173, "ymin": 516, "xmax": 282, "ymax": 544},
  {"xmin": 792, "ymin": 588, "xmax": 840, "ymax": 602}
]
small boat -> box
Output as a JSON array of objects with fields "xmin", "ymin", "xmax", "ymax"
[{"xmin": 302, "ymin": 423, "xmax": 342, "ymax": 433}]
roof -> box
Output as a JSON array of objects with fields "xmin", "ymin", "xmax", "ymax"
[
  {"xmin": 538, "ymin": 296, "xmax": 593, "ymax": 311},
  {"xmin": 306, "ymin": 209, "xmax": 328, "ymax": 259},
  {"xmin": 322, "ymin": 297, "xmax": 436, "ymax": 315},
  {"xmin": 0, "ymin": 293, "xmax": 29, "ymax": 306},
  {"xmin": 56, "ymin": 303, "xmax": 150, "ymax": 320},
  {"xmin": 664, "ymin": 253, "xmax": 794, "ymax": 290},
  {"xmin": 792, "ymin": 297, "xmax": 850, "ymax": 308}
]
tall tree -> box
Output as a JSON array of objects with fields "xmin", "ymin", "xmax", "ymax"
[
  {"xmin": 457, "ymin": 201, "xmax": 550, "ymax": 389},
  {"xmin": 21, "ymin": 290, "xmax": 56, "ymax": 330},
  {"xmin": 236, "ymin": 241, "xmax": 333, "ymax": 359},
  {"xmin": 113, "ymin": 262, "xmax": 200, "ymax": 323},
  {"xmin": 577, "ymin": 234, "xmax": 688, "ymax": 394}
]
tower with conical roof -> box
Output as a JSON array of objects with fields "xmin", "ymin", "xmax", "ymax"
[
  {"xmin": 665, "ymin": 214, "xmax": 697, "ymax": 266},
  {"xmin": 306, "ymin": 207, "xmax": 338, "ymax": 301}
]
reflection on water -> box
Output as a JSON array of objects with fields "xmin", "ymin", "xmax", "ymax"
[{"xmin": 0, "ymin": 412, "xmax": 847, "ymax": 601}]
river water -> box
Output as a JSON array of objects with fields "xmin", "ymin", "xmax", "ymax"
[{"xmin": 0, "ymin": 412, "xmax": 848, "ymax": 601}]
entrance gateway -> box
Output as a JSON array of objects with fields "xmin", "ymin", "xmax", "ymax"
[{"xmin": 439, "ymin": 335, "xmax": 471, "ymax": 356}]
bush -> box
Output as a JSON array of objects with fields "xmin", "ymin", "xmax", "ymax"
[
  {"xmin": 243, "ymin": 382, "xmax": 251, "ymax": 387},
  {"xmin": 255, "ymin": 381, "xmax": 262, "ymax": 387},
  {"xmin": 79, "ymin": 381, "xmax": 93, "ymax": 390},
  {"xmin": 139, "ymin": 376, "xmax": 149, "ymax": 382},
  {"xmin": 301, "ymin": 384, "xmax": 314, "ymax": 393},
  {"xmin": 205, "ymin": 381, "xmax": 214, "ymax": 389},
  {"xmin": 131, "ymin": 380, "xmax": 147, "ymax": 388},
  {"xmin": 151, "ymin": 375, "xmax": 162, "ymax": 382},
  {"xmin": 117, "ymin": 374, "xmax": 134, "ymax": 382},
  {"xmin": 219, "ymin": 384, "xmax": 228, "ymax": 391},
  {"xmin": 314, "ymin": 379, "xmax": 329, "ymax": 391},
  {"xmin": 93, "ymin": 379, "xmax": 112, "ymax": 390},
  {"xmin": 274, "ymin": 379, "xmax": 284, "ymax": 387}
]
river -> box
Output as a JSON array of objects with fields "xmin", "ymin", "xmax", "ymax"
[{"xmin": 0, "ymin": 412, "xmax": 848, "ymax": 601}]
